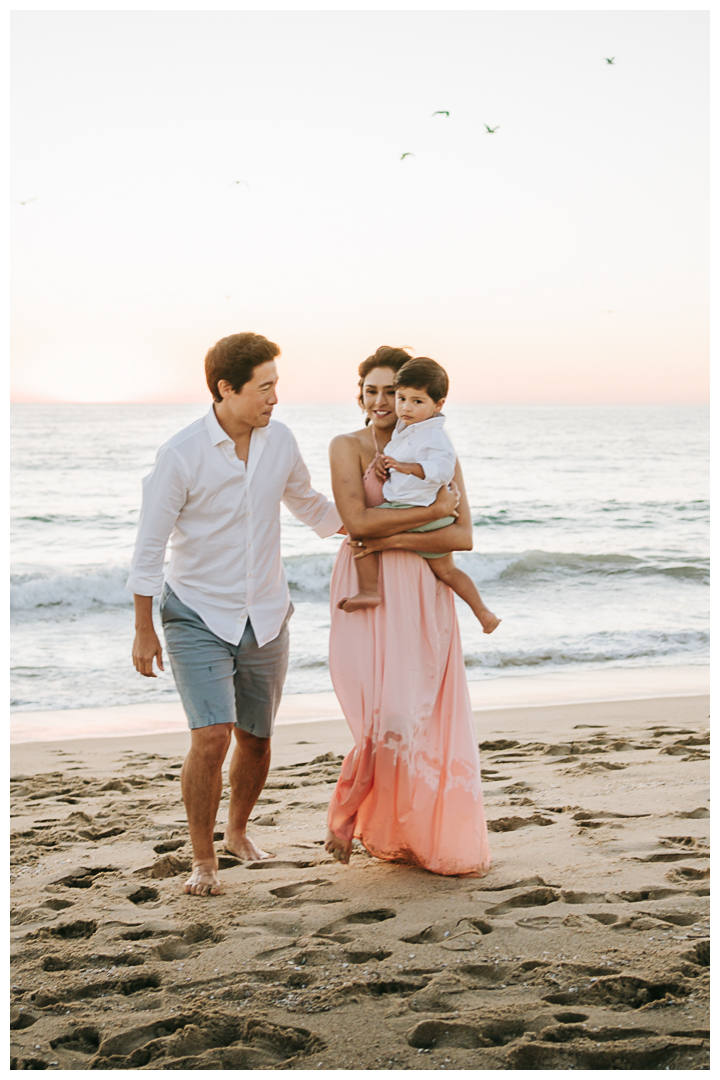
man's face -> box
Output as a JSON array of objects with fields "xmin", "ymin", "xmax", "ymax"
[{"xmin": 220, "ymin": 360, "xmax": 279, "ymax": 428}]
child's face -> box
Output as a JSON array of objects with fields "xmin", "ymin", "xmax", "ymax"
[{"xmin": 395, "ymin": 386, "xmax": 445, "ymax": 426}]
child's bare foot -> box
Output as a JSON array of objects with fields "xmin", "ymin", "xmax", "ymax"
[
  {"xmin": 479, "ymin": 609, "xmax": 501, "ymax": 634},
  {"xmin": 337, "ymin": 592, "xmax": 382, "ymax": 613},
  {"xmin": 325, "ymin": 828, "xmax": 352, "ymax": 863}
]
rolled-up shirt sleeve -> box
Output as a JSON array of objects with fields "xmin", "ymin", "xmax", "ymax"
[
  {"xmin": 417, "ymin": 445, "xmax": 456, "ymax": 487},
  {"xmin": 126, "ymin": 449, "xmax": 189, "ymax": 596},
  {"xmin": 282, "ymin": 438, "xmax": 342, "ymax": 537}
]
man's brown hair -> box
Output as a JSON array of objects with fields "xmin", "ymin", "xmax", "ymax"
[
  {"xmin": 394, "ymin": 357, "xmax": 449, "ymax": 403},
  {"xmin": 205, "ymin": 332, "xmax": 280, "ymax": 402}
]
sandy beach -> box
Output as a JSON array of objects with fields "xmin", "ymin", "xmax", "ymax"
[{"xmin": 10, "ymin": 689, "xmax": 709, "ymax": 1071}]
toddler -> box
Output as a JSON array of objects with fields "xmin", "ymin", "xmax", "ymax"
[{"xmin": 338, "ymin": 357, "xmax": 501, "ymax": 634}]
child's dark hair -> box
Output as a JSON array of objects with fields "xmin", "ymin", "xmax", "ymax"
[{"xmin": 394, "ymin": 357, "xmax": 449, "ymax": 403}]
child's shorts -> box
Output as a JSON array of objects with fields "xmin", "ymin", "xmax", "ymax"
[{"xmin": 379, "ymin": 501, "xmax": 454, "ymax": 560}]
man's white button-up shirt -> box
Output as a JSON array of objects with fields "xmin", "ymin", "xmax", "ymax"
[{"xmin": 126, "ymin": 407, "xmax": 342, "ymax": 647}]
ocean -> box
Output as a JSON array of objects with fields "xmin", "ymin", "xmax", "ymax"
[{"xmin": 10, "ymin": 403, "xmax": 709, "ymax": 720}]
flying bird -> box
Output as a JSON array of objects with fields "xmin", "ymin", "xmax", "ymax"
[
  {"xmin": 400, "ymin": 152, "xmax": 414, "ymax": 160},
  {"xmin": 484, "ymin": 124, "xmax": 499, "ymax": 133},
  {"xmin": 13, "ymin": 197, "xmax": 37, "ymax": 205},
  {"xmin": 605, "ymin": 57, "xmax": 615, "ymax": 64},
  {"xmin": 432, "ymin": 110, "xmax": 450, "ymax": 117},
  {"xmin": 229, "ymin": 180, "xmax": 249, "ymax": 187}
]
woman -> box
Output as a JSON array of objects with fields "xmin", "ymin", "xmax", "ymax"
[{"xmin": 325, "ymin": 346, "xmax": 491, "ymax": 877}]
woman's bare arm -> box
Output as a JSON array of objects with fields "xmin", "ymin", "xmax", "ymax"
[
  {"xmin": 330, "ymin": 434, "xmax": 459, "ymax": 539},
  {"xmin": 352, "ymin": 461, "xmax": 473, "ymax": 556}
]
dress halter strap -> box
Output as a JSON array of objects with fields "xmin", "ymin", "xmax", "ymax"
[{"xmin": 370, "ymin": 424, "xmax": 380, "ymax": 455}]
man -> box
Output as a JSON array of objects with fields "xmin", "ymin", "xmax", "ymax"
[{"xmin": 128, "ymin": 332, "xmax": 342, "ymax": 896}]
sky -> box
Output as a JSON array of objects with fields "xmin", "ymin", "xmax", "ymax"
[{"xmin": 10, "ymin": 7, "xmax": 709, "ymax": 404}]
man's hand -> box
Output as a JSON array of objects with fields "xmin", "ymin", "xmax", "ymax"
[
  {"xmin": 132, "ymin": 595, "xmax": 164, "ymax": 677},
  {"xmin": 132, "ymin": 627, "xmax": 164, "ymax": 677},
  {"xmin": 434, "ymin": 481, "xmax": 461, "ymax": 519}
]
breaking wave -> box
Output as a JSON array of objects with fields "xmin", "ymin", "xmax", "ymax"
[{"xmin": 10, "ymin": 546, "xmax": 708, "ymax": 615}]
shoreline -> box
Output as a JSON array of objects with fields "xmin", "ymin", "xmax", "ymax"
[{"xmin": 10, "ymin": 662, "xmax": 709, "ymax": 745}]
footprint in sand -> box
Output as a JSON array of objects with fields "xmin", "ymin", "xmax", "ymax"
[
  {"xmin": 541, "ymin": 972, "xmax": 686, "ymax": 1009},
  {"xmin": 29, "ymin": 970, "xmax": 162, "ymax": 1008},
  {"xmin": 401, "ymin": 916, "xmax": 492, "ymax": 949},
  {"xmin": 49, "ymin": 1025, "xmax": 100, "ymax": 1055},
  {"xmin": 484, "ymin": 887, "xmax": 560, "ymax": 915},
  {"xmin": 83, "ymin": 1012, "xmax": 325, "ymax": 1070},
  {"xmin": 269, "ymin": 878, "xmax": 335, "ymax": 900},
  {"xmin": 316, "ymin": 908, "xmax": 397, "ymax": 941},
  {"xmin": 408, "ymin": 1015, "xmax": 527, "ymax": 1050},
  {"xmin": 487, "ymin": 814, "xmax": 555, "ymax": 833}
]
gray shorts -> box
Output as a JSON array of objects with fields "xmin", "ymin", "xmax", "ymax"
[{"xmin": 160, "ymin": 585, "xmax": 292, "ymax": 737}]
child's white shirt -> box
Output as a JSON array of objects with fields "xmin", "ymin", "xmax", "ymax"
[{"xmin": 382, "ymin": 415, "xmax": 456, "ymax": 506}]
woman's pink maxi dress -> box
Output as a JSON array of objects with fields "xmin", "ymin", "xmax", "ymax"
[{"xmin": 327, "ymin": 459, "xmax": 492, "ymax": 876}]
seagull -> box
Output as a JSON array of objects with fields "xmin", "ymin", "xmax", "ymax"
[
  {"xmin": 605, "ymin": 57, "xmax": 615, "ymax": 64},
  {"xmin": 432, "ymin": 110, "xmax": 450, "ymax": 117},
  {"xmin": 13, "ymin": 197, "xmax": 37, "ymax": 205},
  {"xmin": 400, "ymin": 152, "xmax": 414, "ymax": 160},
  {"xmin": 229, "ymin": 180, "xmax": 249, "ymax": 187},
  {"xmin": 484, "ymin": 124, "xmax": 499, "ymax": 133}
]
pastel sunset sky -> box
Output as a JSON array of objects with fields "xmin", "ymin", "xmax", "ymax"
[{"xmin": 11, "ymin": 6, "xmax": 708, "ymax": 405}]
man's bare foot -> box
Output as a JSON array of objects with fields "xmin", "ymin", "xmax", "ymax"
[
  {"xmin": 325, "ymin": 827, "xmax": 352, "ymax": 864},
  {"xmin": 337, "ymin": 592, "xmax": 382, "ymax": 613},
  {"xmin": 184, "ymin": 860, "xmax": 222, "ymax": 896},
  {"xmin": 479, "ymin": 610, "xmax": 501, "ymax": 634},
  {"xmin": 223, "ymin": 830, "xmax": 275, "ymax": 862}
]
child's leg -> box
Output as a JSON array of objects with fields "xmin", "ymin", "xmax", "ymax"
[
  {"xmin": 337, "ymin": 551, "xmax": 382, "ymax": 613},
  {"xmin": 428, "ymin": 555, "xmax": 501, "ymax": 634}
]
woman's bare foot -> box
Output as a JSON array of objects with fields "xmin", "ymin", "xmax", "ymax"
[
  {"xmin": 184, "ymin": 860, "xmax": 222, "ymax": 896},
  {"xmin": 223, "ymin": 829, "xmax": 275, "ymax": 862},
  {"xmin": 337, "ymin": 592, "xmax": 382, "ymax": 613},
  {"xmin": 325, "ymin": 828, "xmax": 352, "ymax": 864},
  {"xmin": 479, "ymin": 610, "xmax": 501, "ymax": 634}
]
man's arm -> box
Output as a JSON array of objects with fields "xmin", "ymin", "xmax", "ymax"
[
  {"xmin": 126, "ymin": 447, "xmax": 189, "ymax": 595},
  {"xmin": 126, "ymin": 447, "xmax": 188, "ymax": 677},
  {"xmin": 281, "ymin": 435, "xmax": 343, "ymax": 536},
  {"xmin": 132, "ymin": 594, "xmax": 165, "ymax": 678}
]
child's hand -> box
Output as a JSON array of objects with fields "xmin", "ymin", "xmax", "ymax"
[
  {"xmin": 383, "ymin": 455, "xmax": 403, "ymax": 472},
  {"xmin": 384, "ymin": 457, "xmax": 424, "ymax": 478},
  {"xmin": 374, "ymin": 456, "xmax": 389, "ymax": 480}
]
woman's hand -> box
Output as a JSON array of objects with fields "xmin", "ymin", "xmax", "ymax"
[
  {"xmin": 350, "ymin": 537, "xmax": 390, "ymax": 560},
  {"xmin": 434, "ymin": 481, "xmax": 461, "ymax": 519}
]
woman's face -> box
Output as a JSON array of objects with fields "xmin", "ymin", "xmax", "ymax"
[{"xmin": 361, "ymin": 367, "xmax": 398, "ymax": 431}]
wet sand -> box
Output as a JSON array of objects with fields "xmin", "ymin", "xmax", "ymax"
[{"xmin": 10, "ymin": 694, "xmax": 709, "ymax": 1071}]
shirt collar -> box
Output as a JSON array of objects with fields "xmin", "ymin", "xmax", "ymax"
[
  {"xmin": 204, "ymin": 405, "xmax": 272, "ymax": 460},
  {"xmin": 205, "ymin": 405, "xmax": 232, "ymax": 446},
  {"xmin": 396, "ymin": 414, "xmax": 445, "ymax": 435}
]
